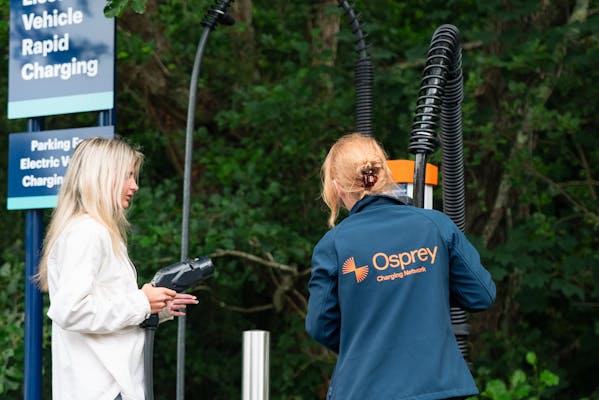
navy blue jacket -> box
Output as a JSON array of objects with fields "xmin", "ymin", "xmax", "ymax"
[{"xmin": 306, "ymin": 195, "xmax": 496, "ymax": 400}]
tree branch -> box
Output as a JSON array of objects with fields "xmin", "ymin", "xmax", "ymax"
[
  {"xmin": 210, "ymin": 249, "xmax": 298, "ymax": 274},
  {"xmin": 525, "ymin": 164, "xmax": 599, "ymax": 225},
  {"xmin": 211, "ymin": 249, "xmax": 309, "ymax": 316},
  {"xmin": 218, "ymin": 302, "xmax": 274, "ymax": 314},
  {"xmin": 574, "ymin": 138, "xmax": 597, "ymax": 200}
]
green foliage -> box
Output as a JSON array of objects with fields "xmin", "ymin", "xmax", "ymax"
[
  {"xmin": 104, "ymin": 0, "xmax": 147, "ymax": 18},
  {"xmin": 477, "ymin": 213, "xmax": 598, "ymax": 396},
  {"xmin": 0, "ymin": 246, "xmax": 25, "ymax": 396},
  {"xmin": 270, "ymin": 316, "xmax": 335, "ymax": 399},
  {"xmin": 472, "ymin": 352, "xmax": 560, "ymax": 400}
]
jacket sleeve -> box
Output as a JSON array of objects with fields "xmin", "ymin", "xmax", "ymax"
[
  {"xmin": 305, "ymin": 235, "xmax": 341, "ymax": 353},
  {"xmin": 441, "ymin": 216, "xmax": 496, "ymax": 312},
  {"xmin": 47, "ymin": 224, "xmax": 150, "ymax": 333}
]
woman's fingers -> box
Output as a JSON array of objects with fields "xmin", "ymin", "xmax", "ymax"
[
  {"xmin": 142, "ymin": 284, "xmax": 180, "ymax": 313},
  {"xmin": 143, "ymin": 283, "xmax": 200, "ymax": 316},
  {"xmin": 168, "ymin": 294, "xmax": 199, "ymax": 316},
  {"xmin": 161, "ymin": 287, "xmax": 177, "ymax": 298}
]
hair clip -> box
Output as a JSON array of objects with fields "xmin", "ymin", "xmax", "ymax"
[{"xmin": 362, "ymin": 169, "xmax": 378, "ymax": 188}]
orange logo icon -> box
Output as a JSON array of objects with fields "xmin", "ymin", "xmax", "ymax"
[{"xmin": 342, "ymin": 257, "xmax": 369, "ymax": 283}]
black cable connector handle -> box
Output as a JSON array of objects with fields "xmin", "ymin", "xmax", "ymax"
[{"xmin": 202, "ymin": 0, "xmax": 235, "ymax": 29}]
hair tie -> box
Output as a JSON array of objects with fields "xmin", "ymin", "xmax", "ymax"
[{"xmin": 362, "ymin": 169, "xmax": 378, "ymax": 188}]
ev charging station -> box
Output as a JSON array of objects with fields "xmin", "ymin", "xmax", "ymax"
[
  {"xmin": 338, "ymin": 2, "xmax": 474, "ymax": 367},
  {"xmin": 338, "ymin": 2, "xmax": 473, "ymax": 362}
]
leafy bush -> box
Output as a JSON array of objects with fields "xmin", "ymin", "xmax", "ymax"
[
  {"xmin": 0, "ymin": 246, "xmax": 25, "ymax": 396},
  {"xmin": 473, "ymin": 352, "xmax": 560, "ymax": 400}
]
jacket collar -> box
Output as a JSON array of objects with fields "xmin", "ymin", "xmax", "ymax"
[{"xmin": 349, "ymin": 194, "xmax": 409, "ymax": 215}]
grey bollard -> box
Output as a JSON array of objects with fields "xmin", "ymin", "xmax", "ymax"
[{"xmin": 242, "ymin": 330, "xmax": 270, "ymax": 400}]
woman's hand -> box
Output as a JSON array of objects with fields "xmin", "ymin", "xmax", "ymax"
[
  {"xmin": 141, "ymin": 283, "xmax": 177, "ymax": 314},
  {"xmin": 166, "ymin": 293, "xmax": 199, "ymax": 317}
]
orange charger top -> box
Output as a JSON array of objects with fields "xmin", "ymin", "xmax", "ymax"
[{"xmin": 386, "ymin": 159, "xmax": 438, "ymax": 186}]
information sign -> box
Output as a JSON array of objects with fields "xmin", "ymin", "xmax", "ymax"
[
  {"xmin": 7, "ymin": 126, "xmax": 114, "ymax": 210},
  {"xmin": 8, "ymin": 0, "xmax": 115, "ymax": 119}
]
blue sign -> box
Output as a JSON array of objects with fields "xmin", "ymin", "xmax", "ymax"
[
  {"xmin": 8, "ymin": 0, "xmax": 115, "ymax": 119},
  {"xmin": 7, "ymin": 126, "xmax": 114, "ymax": 210}
]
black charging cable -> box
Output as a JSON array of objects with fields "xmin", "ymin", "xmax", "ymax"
[
  {"xmin": 407, "ymin": 24, "xmax": 471, "ymax": 361},
  {"xmin": 176, "ymin": 2, "xmax": 234, "ymax": 399},
  {"xmin": 338, "ymin": 0, "xmax": 373, "ymax": 136}
]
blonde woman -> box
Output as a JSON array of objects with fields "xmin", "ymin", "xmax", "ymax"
[
  {"xmin": 305, "ymin": 133, "xmax": 496, "ymax": 400},
  {"xmin": 37, "ymin": 137, "xmax": 198, "ymax": 400}
]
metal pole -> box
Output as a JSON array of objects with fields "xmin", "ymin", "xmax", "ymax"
[
  {"xmin": 412, "ymin": 153, "xmax": 428, "ymax": 209},
  {"xmin": 176, "ymin": 4, "xmax": 234, "ymax": 398},
  {"xmin": 242, "ymin": 330, "xmax": 270, "ymax": 400},
  {"xmin": 177, "ymin": 25, "xmax": 212, "ymax": 400},
  {"xmin": 24, "ymin": 117, "xmax": 44, "ymax": 400},
  {"xmin": 98, "ymin": 109, "xmax": 115, "ymax": 127}
]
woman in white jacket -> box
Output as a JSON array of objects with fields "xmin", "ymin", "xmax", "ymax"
[{"xmin": 37, "ymin": 137, "xmax": 198, "ymax": 400}]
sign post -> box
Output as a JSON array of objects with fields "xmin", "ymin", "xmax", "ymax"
[
  {"xmin": 23, "ymin": 117, "xmax": 43, "ymax": 400},
  {"xmin": 10, "ymin": 124, "xmax": 114, "ymax": 400}
]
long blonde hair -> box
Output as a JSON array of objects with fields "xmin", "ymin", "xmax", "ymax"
[
  {"xmin": 36, "ymin": 136, "xmax": 144, "ymax": 291},
  {"xmin": 321, "ymin": 133, "xmax": 395, "ymax": 227}
]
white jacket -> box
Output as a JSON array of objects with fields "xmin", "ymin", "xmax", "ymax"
[{"xmin": 47, "ymin": 215, "xmax": 151, "ymax": 400}]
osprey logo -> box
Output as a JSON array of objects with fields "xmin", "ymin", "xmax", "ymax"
[{"xmin": 342, "ymin": 257, "xmax": 369, "ymax": 283}]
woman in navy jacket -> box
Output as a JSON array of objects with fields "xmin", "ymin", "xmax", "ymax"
[{"xmin": 306, "ymin": 133, "xmax": 496, "ymax": 400}]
